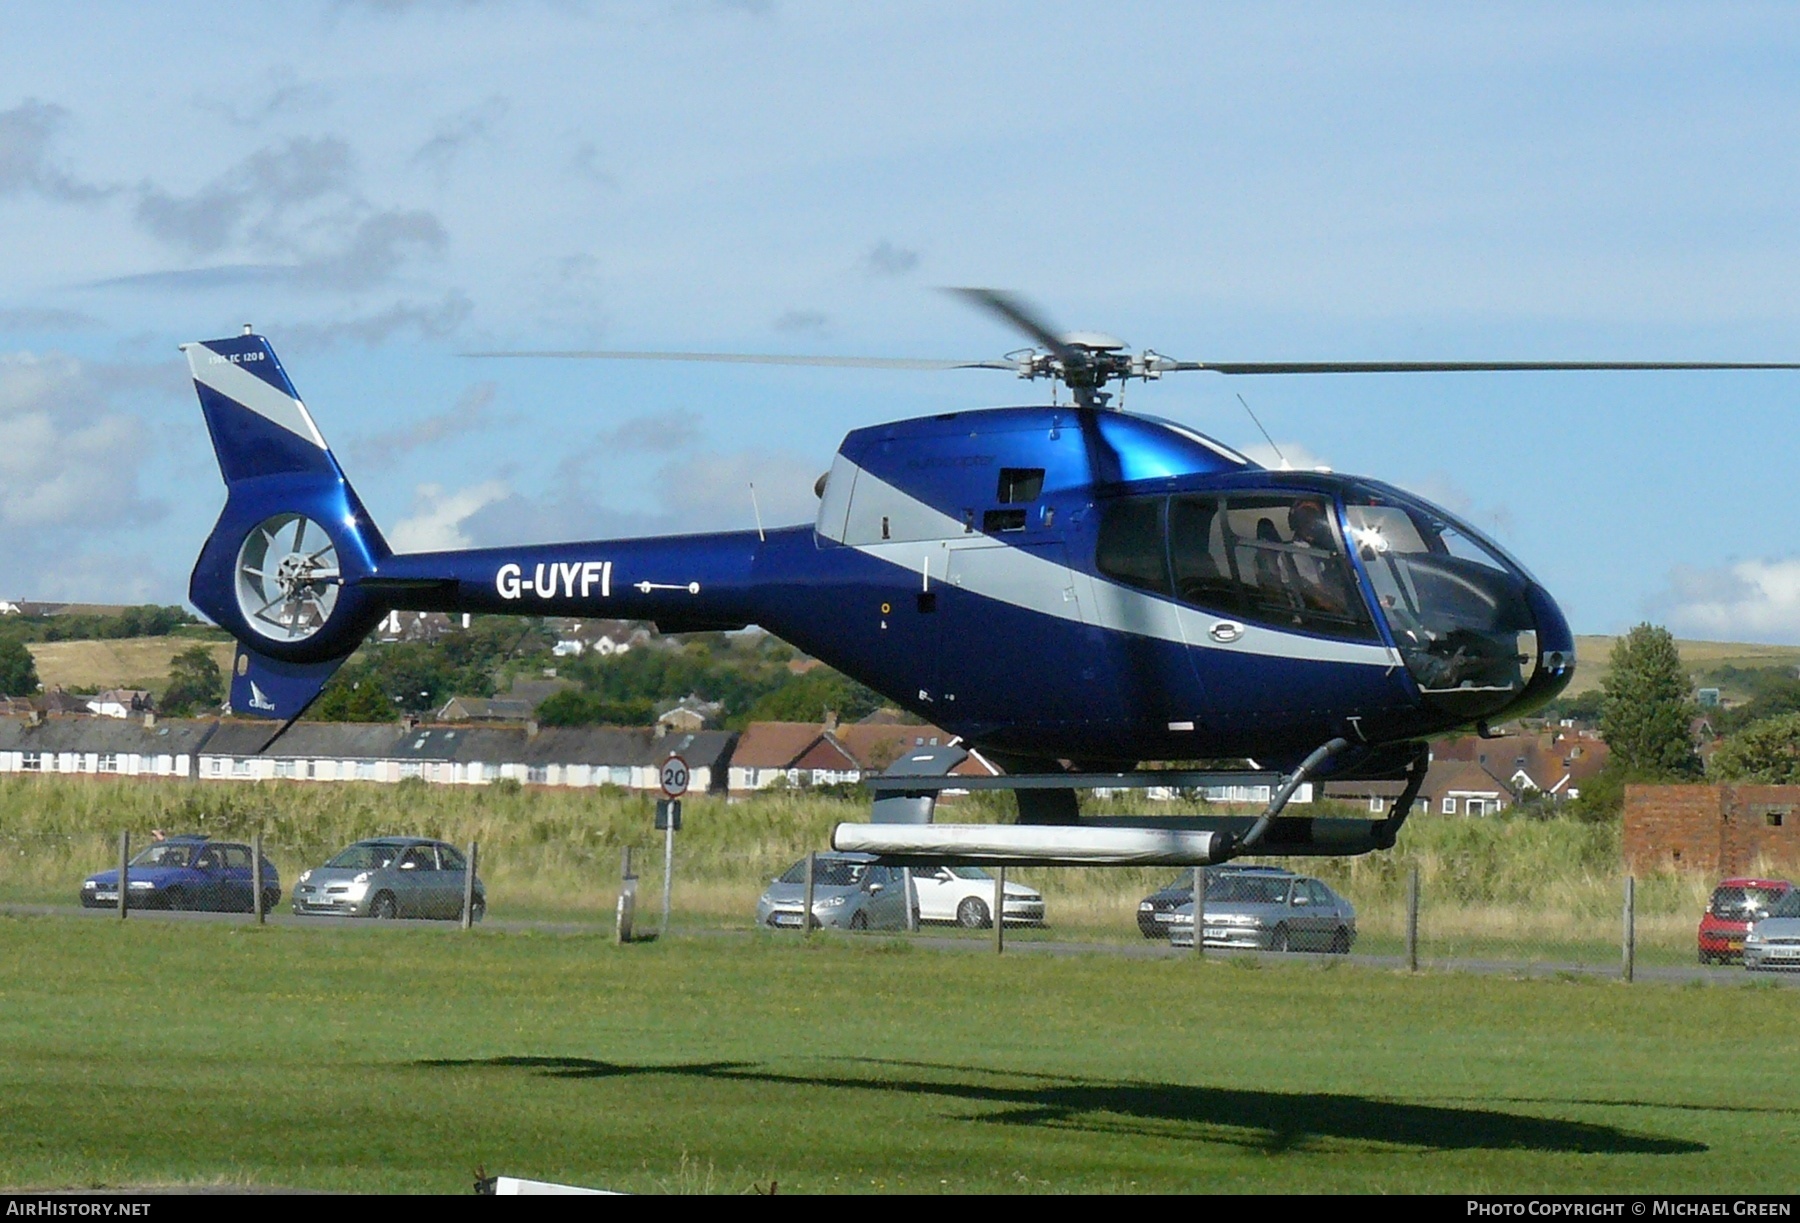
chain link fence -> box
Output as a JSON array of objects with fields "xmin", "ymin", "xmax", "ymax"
[{"xmin": 0, "ymin": 775, "xmax": 1786, "ymax": 978}]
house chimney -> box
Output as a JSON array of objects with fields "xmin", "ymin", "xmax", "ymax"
[
  {"xmin": 401, "ymin": 713, "xmax": 420, "ymax": 732},
  {"xmin": 142, "ymin": 711, "xmax": 156, "ymax": 729},
  {"xmin": 823, "ymin": 709, "xmax": 839, "ymax": 732},
  {"xmin": 526, "ymin": 720, "xmax": 539, "ymax": 739},
  {"xmin": 27, "ymin": 709, "xmax": 42, "ymax": 727}
]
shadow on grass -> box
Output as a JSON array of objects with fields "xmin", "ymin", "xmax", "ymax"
[{"xmin": 415, "ymin": 1055, "xmax": 1703, "ymax": 1157}]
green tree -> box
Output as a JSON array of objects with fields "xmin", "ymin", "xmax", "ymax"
[
  {"xmin": 160, "ymin": 645, "xmax": 224, "ymax": 716},
  {"xmin": 1599, "ymin": 623, "xmax": 1701, "ymax": 779},
  {"xmin": 0, "ymin": 636, "xmax": 39, "ymax": 696},
  {"xmin": 1710, "ymin": 712, "xmax": 1800, "ymax": 783}
]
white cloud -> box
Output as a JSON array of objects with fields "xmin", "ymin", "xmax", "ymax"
[
  {"xmin": 343, "ymin": 381, "xmax": 499, "ymax": 468},
  {"xmin": 1657, "ymin": 558, "xmax": 1800, "ymax": 644},
  {"xmin": 0, "ymin": 352, "xmax": 159, "ymax": 530},
  {"xmin": 387, "ymin": 479, "xmax": 509, "ymax": 553},
  {"xmin": 1239, "ymin": 440, "xmax": 1330, "ymax": 472}
]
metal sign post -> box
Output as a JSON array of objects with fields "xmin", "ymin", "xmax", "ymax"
[{"xmin": 657, "ymin": 755, "xmax": 688, "ymax": 937}]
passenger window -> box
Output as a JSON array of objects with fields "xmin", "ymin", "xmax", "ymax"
[
  {"xmin": 1096, "ymin": 497, "xmax": 1171, "ymax": 596},
  {"xmin": 222, "ymin": 846, "xmax": 251, "ymax": 870},
  {"xmin": 1168, "ymin": 495, "xmax": 1238, "ymax": 612},
  {"xmin": 1221, "ymin": 495, "xmax": 1375, "ymax": 640},
  {"xmin": 440, "ymin": 846, "xmax": 466, "ymax": 871},
  {"xmin": 997, "ymin": 468, "xmax": 1045, "ymax": 503},
  {"xmin": 983, "ymin": 509, "xmax": 1028, "ymax": 533},
  {"xmin": 399, "ymin": 847, "xmax": 437, "ymax": 872}
]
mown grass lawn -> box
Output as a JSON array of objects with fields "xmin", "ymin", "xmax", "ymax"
[{"xmin": 2, "ymin": 914, "xmax": 1795, "ymax": 1194}]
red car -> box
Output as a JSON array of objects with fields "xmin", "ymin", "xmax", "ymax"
[{"xmin": 1699, "ymin": 878, "xmax": 1794, "ymax": 964}]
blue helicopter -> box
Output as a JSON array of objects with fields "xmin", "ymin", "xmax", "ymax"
[{"xmin": 182, "ymin": 291, "xmax": 1797, "ymax": 865}]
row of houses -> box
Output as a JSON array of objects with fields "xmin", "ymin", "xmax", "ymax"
[
  {"xmin": 0, "ymin": 713, "xmax": 991, "ymax": 797},
  {"xmin": 0, "ymin": 712, "xmax": 1605, "ymax": 810},
  {"xmin": 1321, "ymin": 729, "xmax": 1610, "ymax": 816}
]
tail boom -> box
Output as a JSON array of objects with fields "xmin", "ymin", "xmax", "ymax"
[{"xmin": 372, "ymin": 528, "xmax": 779, "ymax": 632}]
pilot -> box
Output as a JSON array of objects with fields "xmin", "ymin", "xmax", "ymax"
[{"xmin": 1287, "ymin": 499, "xmax": 1350, "ymax": 616}]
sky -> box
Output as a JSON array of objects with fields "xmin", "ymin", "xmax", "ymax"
[{"xmin": 2, "ymin": 1, "xmax": 1799, "ymax": 642}]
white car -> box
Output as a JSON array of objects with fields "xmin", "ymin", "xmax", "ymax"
[{"xmin": 910, "ymin": 864, "xmax": 1045, "ymax": 928}]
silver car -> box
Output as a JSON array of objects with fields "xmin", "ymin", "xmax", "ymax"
[
  {"xmin": 1167, "ymin": 870, "xmax": 1355, "ymax": 953},
  {"xmin": 1744, "ymin": 889, "xmax": 1800, "ymax": 971},
  {"xmin": 292, "ymin": 837, "xmax": 485, "ymax": 921},
  {"xmin": 756, "ymin": 853, "xmax": 915, "ymax": 931}
]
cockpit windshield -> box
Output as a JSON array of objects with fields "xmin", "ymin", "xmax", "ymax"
[{"xmin": 1343, "ymin": 489, "xmax": 1538, "ymax": 709}]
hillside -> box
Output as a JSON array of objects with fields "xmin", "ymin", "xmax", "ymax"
[
  {"xmin": 20, "ymin": 629, "xmax": 1800, "ymax": 710},
  {"xmin": 25, "ymin": 637, "xmax": 235, "ymax": 697},
  {"xmin": 1565, "ymin": 635, "xmax": 1800, "ymax": 699}
]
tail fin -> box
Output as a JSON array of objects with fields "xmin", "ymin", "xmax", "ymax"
[{"xmin": 184, "ymin": 331, "xmax": 390, "ymax": 720}]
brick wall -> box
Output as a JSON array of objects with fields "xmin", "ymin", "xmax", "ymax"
[{"xmin": 1623, "ymin": 784, "xmax": 1800, "ymax": 875}]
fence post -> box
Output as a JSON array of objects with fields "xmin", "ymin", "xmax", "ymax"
[
  {"xmin": 1623, "ymin": 875, "xmax": 1636, "ymax": 984},
  {"xmin": 460, "ymin": 840, "xmax": 478, "ymax": 931},
  {"xmin": 615, "ymin": 846, "xmax": 636, "ymax": 944},
  {"xmin": 993, "ymin": 867, "xmax": 1005, "ymax": 954},
  {"xmin": 117, "ymin": 830, "xmax": 129, "ymax": 921},
  {"xmin": 252, "ymin": 830, "xmax": 265, "ymax": 925},
  {"xmin": 1406, "ymin": 865, "xmax": 1419, "ymax": 973},
  {"xmin": 1192, "ymin": 865, "xmax": 1206, "ymax": 961},
  {"xmin": 903, "ymin": 867, "xmax": 917, "ymax": 934},
  {"xmin": 802, "ymin": 850, "xmax": 815, "ymax": 938}
]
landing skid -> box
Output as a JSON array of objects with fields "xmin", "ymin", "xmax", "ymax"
[{"xmin": 831, "ymin": 740, "xmax": 1428, "ymax": 867}]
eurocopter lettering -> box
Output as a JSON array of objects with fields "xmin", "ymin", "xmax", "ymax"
[{"xmin": 183, "ymin": 291, "xmax": 1799, "ymax": 867}]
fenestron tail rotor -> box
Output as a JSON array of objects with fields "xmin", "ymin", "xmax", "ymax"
[
  {"xmin": 463, "ymin": 288, "xmax": 1800, "ymax": 410},
  {"xmin": 235, "ymin": 513, "xmax": 342, "ymax": 644}
]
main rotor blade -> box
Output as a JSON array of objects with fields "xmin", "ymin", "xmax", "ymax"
[
  {"xmin": 946, "ymin": 287, "xmax": 1079, "ymax": 362},
  {"xmin": 462, "ymin": 348, "xmax": 1013, "ymax": 371},
  {"xmin": 1180, "ymin": 360, "xmax": 1800, "ymax": 375}
]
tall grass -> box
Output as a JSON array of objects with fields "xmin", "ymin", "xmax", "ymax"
[{"xmin": 0, "ymin": 774, "xmax": 1775, "ymax": 961}]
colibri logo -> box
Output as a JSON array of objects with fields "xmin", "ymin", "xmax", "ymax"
[
  {"xmin": 247, "ymin": 681, "xmax": 277, "ymax": 712},
  {"xmin": 496, "ymin": 560, "xmax": 612, "ymax": 601}
]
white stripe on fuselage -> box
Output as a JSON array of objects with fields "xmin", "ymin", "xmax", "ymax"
[
  {"xmin": 834, "ymin": 463, "xmax": 1400, "ymax": 669},
  {"xmin": 185, "ymin": 346, "xmax": 328, "ymax": 449}
]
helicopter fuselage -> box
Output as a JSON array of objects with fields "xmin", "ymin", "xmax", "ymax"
[{"xmin": 353, "ymin": 404, "xmax": 1574, "ymax": 775}]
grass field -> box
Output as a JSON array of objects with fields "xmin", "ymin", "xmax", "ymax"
[
  {"xmin": 24, "ymin": 637, "xmax": 235, "ymax": 697},
  {"xmin": 1565, "ymin": 635, "xmax": 1800, "ymax": 697},
  {"xmin": 2, "ymin": 916, "xmax": 1796, "ymax": 1194}
]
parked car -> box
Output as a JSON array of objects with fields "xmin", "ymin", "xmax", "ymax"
[
  {"xmin": 80, "ymin": 834, "xmax": 279, "ymax": 914},
  {"xmin": 1137, "ymin": 865, "xmax": 1289, "ymax": 938},
  {"xmin": 756, "ymin": 853, "xmax": 915, "ymax": 931},
  {"xmin": 1698, "ymin": 877, "xmax": 1793, "ymax": 964},
  {"xmin": 292, "ymin": 837, "xmax": 484, "ymax": 921},
  {"xmin": 1743, "ymin": 888, "xmax": 1800, "ymax": 971},
  {"xmin": 910, "ymin": 864, "xmax": 1045, "ymax": 928},
  {"xmin": 1166, "ymin": 869, "xmax": 1355, "ymax": 953}
]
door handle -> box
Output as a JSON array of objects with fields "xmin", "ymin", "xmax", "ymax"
[{"xmin": 1208, "ymin": 620, "xmax": 1244, "ymax": 643}]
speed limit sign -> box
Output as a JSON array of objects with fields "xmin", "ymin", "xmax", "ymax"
[{"xmin": 659, "ymin": 754, "xmax": 690, "ymax": 798}]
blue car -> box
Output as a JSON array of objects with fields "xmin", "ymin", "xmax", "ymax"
[{"xmin": 80, "ymin": 834, "xmax": 280, "ymax": 914}]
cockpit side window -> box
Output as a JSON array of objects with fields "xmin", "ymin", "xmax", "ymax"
[
  {"xmin": 1096, "ymin": 496, "xmax": 1172, "ymax": 596},
  {"xmin": 1168, "ymin": 495, "xmax": 1239, "ymax": 613},
  {"xmin": 1218, "ymin": 495, "xmax": 1377, "ymax": 640}
]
